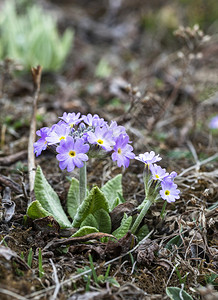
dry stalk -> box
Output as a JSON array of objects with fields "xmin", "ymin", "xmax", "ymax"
[
  {"xmin": 28, "ymin": 66, "xmax": 42, "ymax": 203},
  {"xmin": 0, "ymin": 288, "xmax": 27, "ymax": 300}
]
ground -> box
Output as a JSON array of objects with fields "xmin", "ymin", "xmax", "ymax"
[{"xmin": 0, "ymin": 0, "xmax": 218, "ymax": 299}]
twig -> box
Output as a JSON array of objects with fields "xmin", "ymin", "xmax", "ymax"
[
  {"xmin": 50, "ymin": 259, "xmax": 61, "ymax": 300},
  {"xmin": 0, "ymin": 150, "xmax": 27, "ymax": 166},
  {"xmin": 166, "ymin": 262, "xmax": 180, "ymax": 286},
  {"xmin": 0, "ymin": 288, "xmax": 28, "ymax": 300},
  {"xmin": 178, "ymin": 153, "xmax": 218, "ymax": 177},
  {"xmin": 27, "ymin": 230, "xmax": 154, "ymax": 299},
  {"xmin": 0, "ymin": 124, "xmax": 6, "ymax": 149},
  {"xmin": 0, "ymin": 174, "xmax": 23, "ymax": 194},
  {"xmin": 187, "ymin": 140, "xmax": 199, "ymax": 166},
  {"xmin": 28, "ymin": 66, "xmax": 42, "ymax": 203}
]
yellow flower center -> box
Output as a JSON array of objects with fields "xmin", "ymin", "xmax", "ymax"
[
  {"xmin": 69, "ymin": 150, "xmax": 76, "ymax": 157},
  {"xmin": 155, "ymin": 174, "xmax": 159, "ymax": 179},
  {"xmin": 44, "ymin": 141, "xmax": 47, "ymax": 145},
  {"xmin": 97, "ymin": 139, "xmax": 104, "ymax": 145},
  {"xmin": 118, "ymin": 148, "xmax": 122, "ymax": 154},
  {"xmin": 70, "ymin": 123, "xmax": 74, "ymax": 128},
  {"xmin": 59, "ymin": 136, "xmax": 65, "ymax": 141},
  {"xmin": 165, "ymin": 190, "xmax": 170, "ymax": 196}
]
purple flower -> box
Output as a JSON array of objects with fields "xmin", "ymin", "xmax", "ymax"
[
  {"xmin": 34, "ymin": 127, "xmax": 50, "ymax": 157},
  {"xmin": 87, "ymin": 126, "xmax": 115, "ymax": 151},
  {"xmin": 108, "ymin": 121, "xmax": 126, "ymax": 138},
  {"xmin": 150, "ymin": 164, "xmax": 169, "ymax": 181},
  {"xmin": 60, "ymin": 112, "xmax": 82, "ymax": 128},
  {"xmin": 168, "ymin": 171, "xmax": 177, "ymax": 181},
  {"xmin": 46, "ymin": 123, "xmax": 70, "ymax": 145},
  {"xmin": 112, "ymin": 134, "xmax": 135, "ymax": 168},
  {"xmin": 209, "ymin": 115, "xmax": 218, "ymax": 129},
  {"xmin": 56, "ymin": 137, "xmax": 89, "ymax": 172},
  {"xmin": 160, "ymin": 179, "xmax": 180, "ymax": 203},
  {"xmin": 82, "ymin": 114, "xmax": 107, "ymax": 127},
  {"xmin": 135, "ymin": 151, "xmax": 162, "ymax": 165}
]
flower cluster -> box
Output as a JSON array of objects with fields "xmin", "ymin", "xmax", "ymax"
[
  {"xmin": 34, "ymin": 113, "xmax": 135, "ymax": 171},
  {"xmin": 135, "ymin": 151, "xmax": 180, "ymax": 203}
]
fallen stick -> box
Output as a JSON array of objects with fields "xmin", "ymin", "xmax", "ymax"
[
  {"xmin": 0, "ymin": 150, "xmax": 27, "ymax": 166},
  {"xmin": 0, "ymin": 174, "xmax": 23, "ymax": 194}
]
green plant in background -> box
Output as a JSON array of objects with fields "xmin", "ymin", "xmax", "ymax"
[
  {"xmin": 95, "ymin": 58, "xmax": 112, "ymax": 78},
  {"xmin": 38, "ymin": 248, "xmax": 44, "ymax": 278},
  {"xmin": 0, "ymin": 0, "xmax": 74, "ymax": 71},
  {"xmin": 27, "ymin": 248, "xmax": 33, "ymax": 268}
]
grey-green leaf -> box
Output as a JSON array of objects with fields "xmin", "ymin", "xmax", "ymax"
[
  {"xmin": 27, "ymin": 200, "xmax": 52, "ymax": 219},
  {"xmin": 67, "ymin": 177, "xmax": 80, "ymax": 219},
  {"xmin": 112, "ymin": 213, "xmax": 132, "ymax": 239},
  {"xmin": 81, "ymin": 214, "xmax": 99, "ymax": 229},
  {"xmin": 72, "ymin": 186, "xmax": 109, "ymax": 228},
  {"xmin": 72, "ymin": 226, "xmax": 99, "ymax": 237},
  {"xmin": 101, "ymin": 174, "xmax": 123, "ymax": 211},
  {"xmin": 34, "ymin": 166, "xmax": 71, "ymax": 228},
  {"xmin": 166, "ymin": 287, "xmax": 194, "ymax": 300},
  {"xmin": 80, "ymin": 209, "xmax": 111, "ymax": 233},
  {"xmin": 93, "ymin": 209, "xmax": 111, "ymax": 233}
]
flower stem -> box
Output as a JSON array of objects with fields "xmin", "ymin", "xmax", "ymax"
[
  {"xmin": 160, "ymin": 201, "xmax": 167, "ymax": 219},
  {"xmin": 79, "ymin": 162, "xmax": 87, "ymax": 204},
  {"xmin": 130, "ymin": 198, "xmax": 152, "ymax": 235}
]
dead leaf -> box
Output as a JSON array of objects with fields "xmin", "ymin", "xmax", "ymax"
[
  {"xmin": 136, "ymin": 239, "xmax": 159, "ymax": 266},
  {"xmin": 0, "ymin": 246, "xmax": 30, "ymax": 270},
  {"xmin": 44, "ymin": 232, "xmax": 115, "ymax": 251},
  {"xmin": 0, "ymin": 246, "xmax": 17, "ymax": 260},
  {"xmin": 154, "ymin": 258, "xmax": 173, "ymax": 270},
  {"xmin": 2, "ymin": 187, "xmax": 15, "ymax": 223},
  {"xmin": 105, "ymin": 232, "xmax": 135, "ymax": 260},
  {"xmin": 69, "ymin": 244, "xmax": 105, "ymax": 260},
  {"xmin": 33, "ymin": 216, "xmax": 60, "ymax": 234},
  {"xmin": 110, "ymin": 202, "xmax": 136, "ymax": 231}
]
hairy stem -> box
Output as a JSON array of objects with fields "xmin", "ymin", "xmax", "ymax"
[
  {"xmin": 130, "ymin": 198, "xmax": 152, "ymax": 235},
  {"xmin": 79, "ymin": 162, "xmax": 87, "ymax": 204}
]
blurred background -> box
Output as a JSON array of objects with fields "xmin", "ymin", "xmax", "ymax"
[{"xmin": 0, "ymin": 0, "xmax": 218, "ymax": 160}]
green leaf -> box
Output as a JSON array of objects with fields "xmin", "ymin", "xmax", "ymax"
[
  {"xmin": 110, "ymin": 197, "xmax": 121, "ymax": 211},
  {"xmin": 165, "ymin": 235, "xmax": 183, "ymax": 250},
  {"xmin": 112, "ymin": 213, "xmax": 132, "ymax": 239},
  {"xmin": 136, "ymin": 224, "xmax": 149, "ymax": 242},
  {"xmin": 101, "ymin": 174, "xmax": 123, "ymax": 211},
  {"xmin": 67, "ymin": 177, "xmax": 80, "ymax": 219},
  {"xmin": 105, "ymin": 277, "xmax": 120, "ymax": 288},
  {"xmin": 81, "ymin": 210, "xmax": 111, "ymax": 233},
  {"xmin": 93, "ymin": 209, "xmax": 111, "ymax": 233},
  {"xmin": 72, "ymin": 186, "xmax": 109, "ymax": 228},
  {"xmin": 166, "ymin": 287, "xmax": 193, "ymax": 300},
  {"xmin": 33, "ymin": 166, "xmax": 71, "ymax": 228},
  {"xmin": 81, "ymin": 214, "xmax": 99, "ymax": 229},
  {"xmin": 72, "ymin": 226, "xmax": 99, "ymax": 237},
  {"xmin": 27, "ymin": 200, "xmax": 52, "ymax": 219},
  {"xmin": 117, "ymin": 192, "xmax": 125, "ymax": 203}
]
